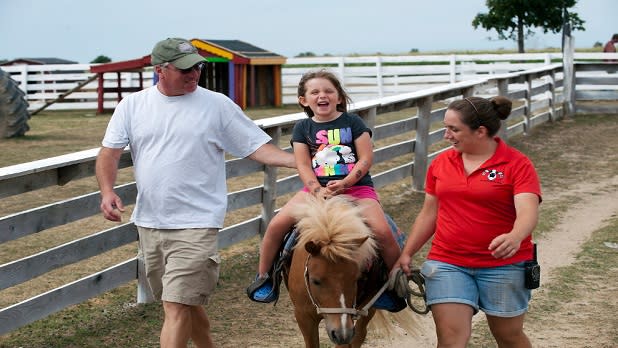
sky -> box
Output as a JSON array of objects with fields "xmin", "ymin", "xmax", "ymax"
[{"xmin": 1, "ymin": 0, "xmax": 615, "ymax": 64}]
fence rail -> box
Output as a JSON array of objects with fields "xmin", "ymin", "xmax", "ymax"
[
  {"xmin": 1, "ymin": 56, "xmax": 617, "ymax": 334},
  {"xmin": 3, "ymin": 52, "xmax": 618, "ymax": 112}
]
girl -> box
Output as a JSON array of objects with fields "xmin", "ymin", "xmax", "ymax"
[{"xmin": 247, "ymin": 70, "xmax": 402, "ymax": 310}]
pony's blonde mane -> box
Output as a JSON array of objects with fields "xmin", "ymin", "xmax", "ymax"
[{"xmin": 291, "ymin": 195, "xmax": 377, "ymax": 267}]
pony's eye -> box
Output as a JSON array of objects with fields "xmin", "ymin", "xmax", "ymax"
[{"xmin": 311, "ymin": 278, "xmax": 321, "ymax": 286}]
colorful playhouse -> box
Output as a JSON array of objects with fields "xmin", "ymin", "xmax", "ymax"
[{"xmin": 90, "ymin": 39, "xmax": 286, "ymax": 113}]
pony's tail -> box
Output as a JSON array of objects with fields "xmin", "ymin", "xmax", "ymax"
[{"xmin": 367, "ymin": 310, "xmax": 430, "ymax": 346}]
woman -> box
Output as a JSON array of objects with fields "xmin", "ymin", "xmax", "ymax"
[{"xmin": 396, "ymin": 96, "xmax": 541, "ymax": 347}]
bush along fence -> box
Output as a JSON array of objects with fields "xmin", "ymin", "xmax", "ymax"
[{"xmin": 1, "ymin": 47, "xmax": 618, "ymax": 334}]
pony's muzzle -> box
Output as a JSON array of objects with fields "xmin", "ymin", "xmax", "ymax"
[{"xmin": 327, "ymin": 324, "xmax": 355, "ymax": 345}]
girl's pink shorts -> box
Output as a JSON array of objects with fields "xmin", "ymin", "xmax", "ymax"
[{"xmin": 302, "ymin": 185, "xmax": 378, "ymax": 200}]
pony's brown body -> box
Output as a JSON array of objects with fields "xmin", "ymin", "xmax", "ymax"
[{"xmin": 283, "ymin": 195, "xmax": 383, "ymax": 348}]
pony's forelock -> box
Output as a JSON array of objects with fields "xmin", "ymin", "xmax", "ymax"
[{"xmin": 292, "ymin": 195, "xmax": 377, "ymax": 266}]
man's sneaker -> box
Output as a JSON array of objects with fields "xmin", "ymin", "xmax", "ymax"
[
  {"xmin": 246, "ymin": 273, "xmax": 279, "ymax": 303},
  {"xmin": 373, "ymin": 289, "xmax": 407, "ymax": 312}
]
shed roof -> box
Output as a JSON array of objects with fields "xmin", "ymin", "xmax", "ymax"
[{"xmin": 191, "ymin": 39, "xmax": 286, "ymax": 65}]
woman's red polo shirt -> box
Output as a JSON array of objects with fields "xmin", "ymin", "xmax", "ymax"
[{"xmin": 425, "ymin": 137, "xmax": 542, "ymax": 268}]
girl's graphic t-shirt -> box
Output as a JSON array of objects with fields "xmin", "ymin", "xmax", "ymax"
[{"xmin": 291, "ymin": 112, "xmax": 374, "ymax": 187}]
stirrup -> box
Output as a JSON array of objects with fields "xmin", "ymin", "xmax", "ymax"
[{"xmin": 246, "ymin": 273, "xmax": 280, "ymax": 304}]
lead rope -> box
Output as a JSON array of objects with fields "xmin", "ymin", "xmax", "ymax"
[
  {"xmin": 389, "ymin": 268, "xmax": 430, "ymax": 315},
  {"xmin": 357, "ymin": 280, "xmax": 389, "ymax": 315}
]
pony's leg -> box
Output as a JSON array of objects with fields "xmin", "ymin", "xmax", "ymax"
[
  {"xmin": 347, "ymin": 309, "xmax": 376, "ymax": 348},
  {"xmin": 294, "ymin": 309, "xmax": 321, "ymax": 348}
]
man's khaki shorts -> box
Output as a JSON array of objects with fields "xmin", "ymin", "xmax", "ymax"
[{"xmin": 137, "ymin": 227, "xmax": 220, "ymax": 306}]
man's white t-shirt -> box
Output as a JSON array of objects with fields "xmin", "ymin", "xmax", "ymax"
[{"xmin": 102, "ymin": 86, "xmax": 271, "ymax": 229}]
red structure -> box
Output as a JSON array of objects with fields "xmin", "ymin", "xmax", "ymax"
[{"xmin": 90, "ymin": 39, "xmax": 286, "ymax": 114}]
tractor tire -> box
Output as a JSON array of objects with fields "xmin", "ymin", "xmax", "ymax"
[{"xmin": 0, "ymin": 68, "xmax": 30, "ymax": 138}]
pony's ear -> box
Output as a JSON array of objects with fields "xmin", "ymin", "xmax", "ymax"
[{"xmin": 305, "ymin": 241, "xmax": 322, "ymax": 255}]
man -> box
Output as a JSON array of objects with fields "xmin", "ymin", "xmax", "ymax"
[{"xmin": 95, "ymin": 37, "xmax": 295, "ymax": 348}]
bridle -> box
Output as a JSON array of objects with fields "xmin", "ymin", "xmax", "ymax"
[{"xmin": 303, "ymin": 254, "xmax": 388, "ymax": 319}]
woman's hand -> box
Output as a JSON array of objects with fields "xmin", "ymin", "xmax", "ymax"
[
  {"xmin": 488, "ymin": 233, "xmax": 522, "ymax": 259},
  {"xmin": 395, "ymin": 253, "xmax": 413, "ymax": 276}
]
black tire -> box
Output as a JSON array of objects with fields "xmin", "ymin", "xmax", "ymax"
[{"xmin": 0, "ymin": 68, "xmax": 30, "ymax": 138}]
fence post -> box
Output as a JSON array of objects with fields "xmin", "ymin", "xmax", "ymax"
[
  {"xmin": 524, "ymin": 74, "xmax": 532, "ymax": 134},
  {"xmin": 376, "ymin": 56, "xmax": 384, "ymax": 99},
  {"xmin": 260, "ymin": 126, "xmax": 281, "ymax": 235},
  {"xmin": 412, "ymin": 96, "xmax": 433, "ymax": 191},
  {"xmin": 357, "ymin": 106, "xmax": 377, "ymax": 132},
  {"xmin": 562, "ymin": 24, "xmax": 575, "ymax": 116},
  {"xmin": 137, "ymin": 253, "xmax": 155, "ymax": 303},
  {"xmin": 449, "ymin": 55, "xmax": 457, "ymax": 83},
  {"xmin": 462, "ymin": 87, "xmax": 474, "ymax": 98},
  {"xmin": 497, "ymin": 78, "xmax": 509, "ymax": 140},
  {"xmin": 17, "ymin": 65, "xmax": 28, "ymax": 94},
  {"xmin": 97, "ymin": 73, "xmax": 104, "ymax": 114},
  {"xmin": 338, "ymin": 57, "xmax": 345, "ymax": 87},
  {"xmin": 548, "ymin": 70, "xmax": 557, "ymax": 121}
]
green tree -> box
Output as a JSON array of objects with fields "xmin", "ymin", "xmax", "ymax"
[
  {"xmin": 472, "ymin": 0, "xmax": 585, "ymax": 53},
  {"xmin": 90, "ymin": 55, "xmax": 112, "ymax": 64},
  {"xmin": 295, "ymin": 51, "xmax": 316, "ymax": 57}
]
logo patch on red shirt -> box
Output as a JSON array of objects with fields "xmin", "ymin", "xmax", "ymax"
[{"xmin": 482, "ymin": 169, "xmax": 504, "ymax": 182}]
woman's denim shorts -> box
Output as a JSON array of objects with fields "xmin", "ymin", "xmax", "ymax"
[{"xmin": 421, "ymin": 259, "xmax": 531, "ymax": 317}]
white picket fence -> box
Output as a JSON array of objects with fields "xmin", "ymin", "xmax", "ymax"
[{"xmin": 4, "ymin": 52, "xmax": 617, "ymax": 112}]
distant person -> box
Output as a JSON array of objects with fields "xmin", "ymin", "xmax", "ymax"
[
  {"xmin": 395, "ymin": 96, "xmax": 542, "ymax": 347},
  {"xmin": 603, "ymin": 33, "xmax": 618, "ymax": 63},
  {"xmin": 246, "ymin": 69, "xmax": 405, "ymax": 311},
  {"xmin": 603, "ymin": 33, "xmax": 618, "ymax": 53},
  {"xmin": 95, "ymin": 37, "xmax": 295, "ymax": 348}
]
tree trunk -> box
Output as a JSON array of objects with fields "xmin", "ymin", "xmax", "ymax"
[{"xmin": 517, "ymin": 17, "xmax": 525, "ymax": 53}]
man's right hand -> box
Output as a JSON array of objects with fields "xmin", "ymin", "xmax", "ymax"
[{"xmin": 100, "ymin": 193, "xmax": 125, "ymax": 222}]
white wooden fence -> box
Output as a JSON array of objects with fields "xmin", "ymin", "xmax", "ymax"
[
  {"xmin": 0, "ymin": 55, "xmax": 617, "ymax": 335},
  {"xmin": 3, "ymin": 52, "xmax": 618, "ymax": 112}
]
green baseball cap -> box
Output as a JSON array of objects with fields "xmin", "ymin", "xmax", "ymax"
[{"xmin": 151, "ymin": 38, "xmax": 205, "ymax": 69}]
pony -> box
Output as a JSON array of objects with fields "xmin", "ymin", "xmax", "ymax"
[{"xmin": 282, "ymin": 194, "xmax": 388, "ymax": 347}]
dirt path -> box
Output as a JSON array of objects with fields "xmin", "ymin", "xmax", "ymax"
[
  {"xmin": 363, "ymin": 174, "xmax": 618, "ymax": 347},
  {"xmin": 535, "ymin": 175, "xmax": 618, "ymax": 282}
]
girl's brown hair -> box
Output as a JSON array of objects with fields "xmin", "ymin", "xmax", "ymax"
[{"xmin": 297, "ymin": 70, "xmax": 352, "ymax": 117}]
